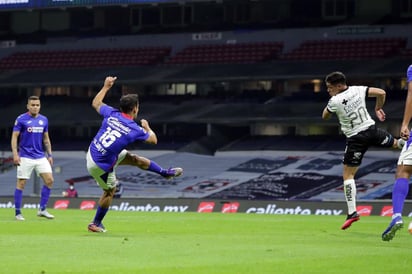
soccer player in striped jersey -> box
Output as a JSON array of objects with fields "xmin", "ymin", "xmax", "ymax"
[
  {"xmin": 86, "ymin": 76, "xmax": 183, "ymax": 232},
  {"xmin": 382, "ymin": 64, "xmax": 412, "ymax": 241},
  {"xmin": 11, "ymin": 96, "xmax": 55, "ymax": 221},
  {"xmin": 322, "ymin": 71, "xmax": 404, "ymax": 230}
]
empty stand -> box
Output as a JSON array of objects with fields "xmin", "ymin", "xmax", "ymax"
[
  {"xmin": 0, "ymin": 47, "xmax": 171, "ymax": 70},
  {"xmin": 166, "ymin": 42, "xmax": 283, "ymax": 65},
  {"xmin": 281, "ymin": 37, "xmax": 407, "ymax": 60},
  {"xmin": 401, "ymin": 48, "xmax": 412, "ymax": 57}
]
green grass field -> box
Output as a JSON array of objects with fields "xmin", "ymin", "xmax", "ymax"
[{"xmin": 0, "ymin": 209, "xmax": 410, "ymax": 274}]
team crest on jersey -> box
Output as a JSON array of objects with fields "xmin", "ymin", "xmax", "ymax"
[{"xmin": 39, "ymin": 120, "xmax": 44, "ymax": 125}]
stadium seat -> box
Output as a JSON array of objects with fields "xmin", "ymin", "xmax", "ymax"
[
  {"xmin": 0, "ymin": 46, "xmax": 172, "ymax": 70},
  {"xmin": 165, "ymin": 42, "xmax": 284, "ymax": 65},
  {"xmin": 281, "ymin": 37, "xmax": 407, "ymax": 60}
]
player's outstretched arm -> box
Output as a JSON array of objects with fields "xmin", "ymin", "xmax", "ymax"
[
  {"xmin": 368, "ymin": 87, "xmax": 386, "ymax": 122},
  {"xmin": 92, "ymin": 76, "xmax": 117, "ymax": 113},
  {"xmin": 368, "ymin": 87, "xmax": 386, "ymax": 107},
  {"xmin": 141, "ymin": 119, "xmax": 158, "ymax": 144}
]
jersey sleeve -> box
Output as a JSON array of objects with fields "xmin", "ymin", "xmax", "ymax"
[
  {"xmin": 12, "ymin": 115, "xmax": 23, "ymax": 132},
  {"xmin": 99, "ymin": 104, "xmax": 115, "ymax": 118},
  {"xmin": 354, "ymin": 86, "xmax": 368, "ymax": 98},
  {"xmin": 43, "ymin": 116, "xmax": 49, "ymax": 133},
  {"xmin": 407, "ymin": 65, "xmax": 412, "ymax": 82},
  {"xmin": 133, "ymin": 126, "xmax": 151, "ymax": 142},
  {"xmin": 326, "ymin": 98, "xmax": 336, "ymax": 113}
]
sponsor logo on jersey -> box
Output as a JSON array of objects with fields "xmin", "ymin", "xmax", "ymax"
[
  {"xmin": 107, "ymin": 117, "xmax": 131, "ymax": 134},
  {"xmin": 27, "ymin": 126, "xmax": 44, "ymax": 133}
]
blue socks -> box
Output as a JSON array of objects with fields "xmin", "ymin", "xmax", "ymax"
[
  {"xmin": 147, "ymin": 161, "xmax": 165, "ymax": 175},
  {"xmin": 15, "ymin": 186, "xmax": 51, "ymax": 214},
  {"xmin": 93, "ymin": 206, "xmax": 109, "ymax": 226},
  {"xmin": 392, "ymin": 178, "xmax": 409, "ymax": 216},
  {"xmin": 39, "ymin": 185, "xmax": 51, "ymax": 211},
  {"xmin": 14, "ymin": 189, "xmax": 23, "ymax": 215}
]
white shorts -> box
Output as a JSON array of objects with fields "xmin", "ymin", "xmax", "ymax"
[
  {"xmin": 86, "ymin": 149, "xmax": 128, "ymax": 190},
  {"xmin": 398, "ymin": 142, "xmax": 412, "ymax": 165},
  {"xmin": 17, "ymin": 157, "xmax": 52, "ymax": 179}
]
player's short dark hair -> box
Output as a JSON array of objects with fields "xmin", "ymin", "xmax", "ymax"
[
  {"xmin": 325, "ymin": 71, "xmax": 346, "ymax": 85},
  {"xmin": 28, "ymin": 95, "xmax": 40, "ymax": 101},
  {"xmin": 119, "ymin": 94, "xmax": 139, "ymax": 113}
]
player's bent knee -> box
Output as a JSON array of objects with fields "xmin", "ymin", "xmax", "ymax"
[
  {"xmin": 17, "ymin": 179, "xmax": 27, "ymax": 189},
  {"xmin": 130, "ymin": 154, "xmax": 146, "ymax": 167}
]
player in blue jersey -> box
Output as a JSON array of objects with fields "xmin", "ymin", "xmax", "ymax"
[
  {"xmin": 11, "ymin": 95, "xmax": 55, "ymax": 221},
  {"xmin": 322, "ymin": 71, "xmax": 404, "ymax": 230},
  {"xmin": 382, "ymin": 64, "xmax": 412, "ymax": 241},
  {"xmin": 87, "ymin": 76, "xmax": 183, "ymax": 232}
]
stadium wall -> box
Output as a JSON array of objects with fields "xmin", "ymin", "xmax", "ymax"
[
  {"xmin": 2, "ymin": 24, "xmax": 412, "ymax": 54},
  {"xmin": 0, "ymin": 197, "xmax": 411, "ymax": 217},
  {"xmin": 0, "ymin": 150, "xmax": 406, "ymax": 200}
]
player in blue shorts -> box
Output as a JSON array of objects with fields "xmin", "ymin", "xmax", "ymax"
[
  {"xmin": 382, "ymin": 64, "xmax": 412, "ymax": 241},
  {"xmin": 87, "ymin": 76, "xmax": 183, "ymax": 232},
  {"xmin": 11, "ymin": 95, "xmax": 55, "ymax": 221}
]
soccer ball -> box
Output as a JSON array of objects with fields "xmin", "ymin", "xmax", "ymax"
[{"xmin": 408, "ymin": 222, "xmax": 412, "ymax": 234}]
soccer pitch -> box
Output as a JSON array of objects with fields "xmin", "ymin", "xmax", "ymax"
[{"xmin": 0, "ymin": 209, "xmax": 410, "ymax": 274}]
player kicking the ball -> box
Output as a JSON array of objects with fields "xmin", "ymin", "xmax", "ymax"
[
  {"xmin": 86, "ymin": 76, "xmax": 183, "ymax": 232},
  {"xmin": 322, "ymin": 71, "xmax": 404, "ymax": 230}
]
